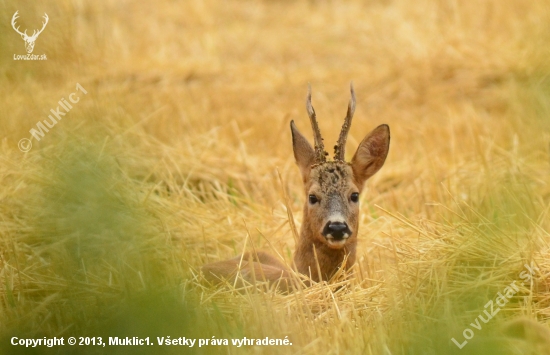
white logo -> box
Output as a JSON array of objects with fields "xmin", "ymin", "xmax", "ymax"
[{"xmin": 11, "ymin": 11, "xmax": 48, "ymax": 54}]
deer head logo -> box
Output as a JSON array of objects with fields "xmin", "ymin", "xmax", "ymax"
[{"xmin": 11, "ymin": 11, "xmax": 49, "ymax": 54}]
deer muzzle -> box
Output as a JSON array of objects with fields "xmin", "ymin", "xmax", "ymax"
[{"xmin": 322, "ymin": 221, "xmax": 352, "ymax": 247}]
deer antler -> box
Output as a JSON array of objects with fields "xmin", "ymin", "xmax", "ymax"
[
  {"xmin": 32, "ymin": 13, "xmax": 49, "ymax": 38},
  {"xmin": 306, "ymin": 84, "xmax": 328, "ymax": 163},
  {"xmin": 334, "ymin": 82, "xmax": 356, "ymax": 161},
  {"xmin": 11, "ymin": 11, "xmax": 26, "ymax": 37},
  {"xmin": 11, "ymin": 12, "xmax": 48, "ymax": 39}
]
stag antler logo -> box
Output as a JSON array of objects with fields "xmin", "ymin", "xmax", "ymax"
[{"xmin": 11, "ymin": 11, "xmax": 49, "ymax": 54}]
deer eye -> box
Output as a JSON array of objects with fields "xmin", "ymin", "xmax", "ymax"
[
  {"xmin": 309, "ymin": 195, "xmax": 319, "ymax": 204},
  {"xmin": 350, "ymin": 192, "xmax": 359, "ymax": 203}
]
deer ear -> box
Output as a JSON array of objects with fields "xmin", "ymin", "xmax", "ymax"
[
  {"xmin": 351, "ymin": 124, "xmax": 390, "ymax": 190},
  {"xmin": 291, "ymin": 121, "xmax": 316, "ymax": 181}
]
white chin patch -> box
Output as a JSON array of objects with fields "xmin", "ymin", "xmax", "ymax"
[{"xmin": 327, "ymin": 238, "xmax": 347, "ymax": 247}]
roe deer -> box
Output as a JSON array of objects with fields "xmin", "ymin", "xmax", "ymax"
[{"xmin": 202, "ymin": 84, "xmax": 390, "ymax": 290}]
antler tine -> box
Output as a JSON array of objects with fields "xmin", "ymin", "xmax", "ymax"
[
  {"xmin": 306, "ymin": 84, "xmax": 327, "ymax": 163},
  {"xmin": 41, "ymin": 13, "xmax": 48, "ymax": 28},
  {"xmin": 11, "ymin": 11, "xmax": 25, "ymax": 36},
  {"xmin": 11, "ymin": 11, "xmax": 19, "ymax": 25},
  {"xmin": 35, "ymin": 13, "xmax": 49, "ymax": 37},
  {"xmin": 334, "ymin": 82, "xmax": 356, "ymax": 161}
]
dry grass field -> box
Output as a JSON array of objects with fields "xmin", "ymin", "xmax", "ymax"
[{"xmin": 2, "ymin": 0, "xmax": 550, "ymax": 354}]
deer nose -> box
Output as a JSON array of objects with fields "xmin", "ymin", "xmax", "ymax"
[{"xmin": 323, "ymin": 221, "xmax": 351, "ymax": 240}]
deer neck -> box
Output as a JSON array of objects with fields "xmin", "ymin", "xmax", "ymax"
[{"xmin": 293, "ymin": 220, "xmax": 357, "ymax": 282}]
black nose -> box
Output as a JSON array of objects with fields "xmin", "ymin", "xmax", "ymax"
[{"xmin": 323, "ymin": 222, "xmax": 351, "ymax": 240}]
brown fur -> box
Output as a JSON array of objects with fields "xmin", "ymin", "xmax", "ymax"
[
  {"xmin": 294, "ymin": 161, "xmax": 359, "ymax": 281},
  {"xmin": 289, "ymin": 123, "xmax": 389, "ymax": 282},
  {"xmin": 201, "ymin": 87, "xmax": 390, "ymax": 290},
  {"xmin": 202, "ymin": 251, "xmax": 293, "ymax": 291}
]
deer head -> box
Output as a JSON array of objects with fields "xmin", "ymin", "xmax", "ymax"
[
  {"xmin": 11, "ymin": 11, "xmax": 49, "ymax": 54},
  {"xmin": 291, "ymin": 84, "xmax": 390, "ymax": 257},
  {"xmin": 201, "ymin": 84, "xmax": 390, "ymax": 287}
]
